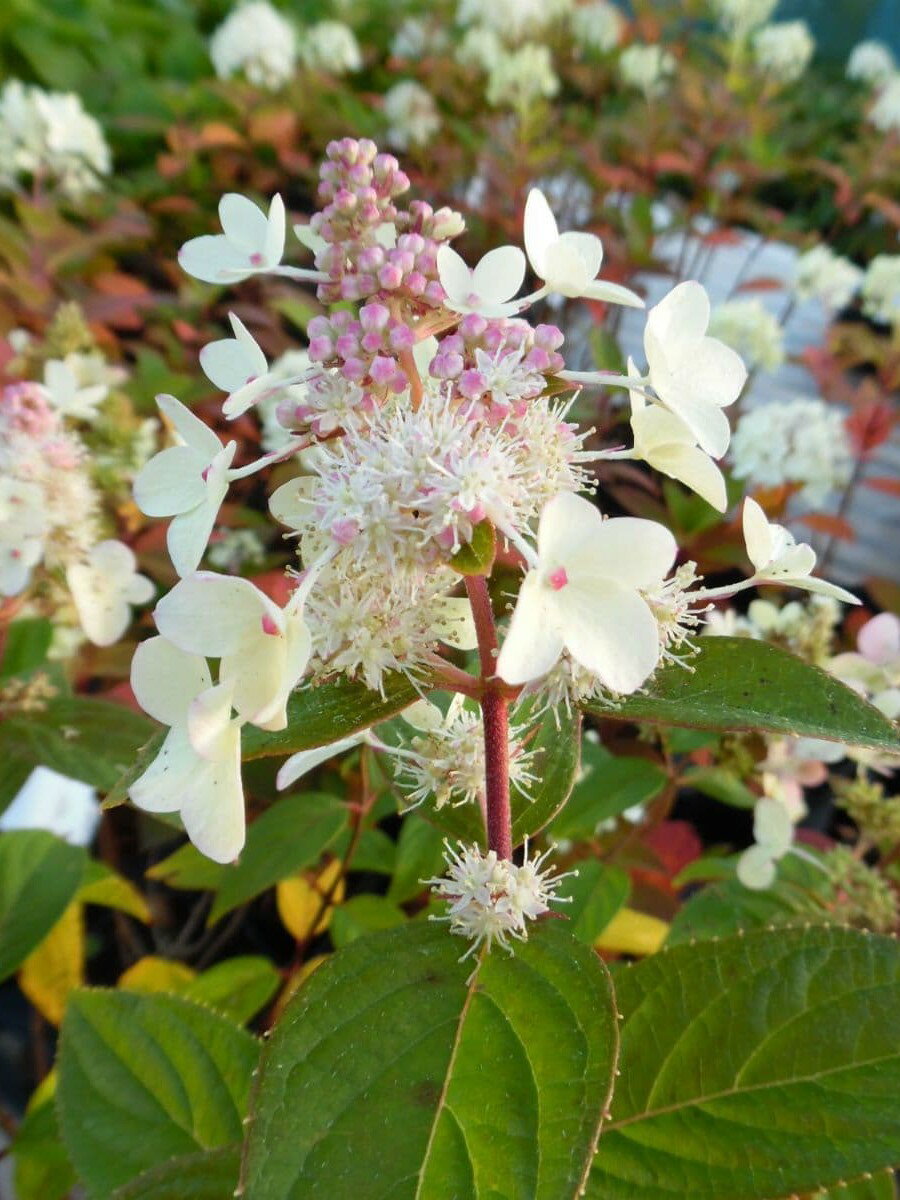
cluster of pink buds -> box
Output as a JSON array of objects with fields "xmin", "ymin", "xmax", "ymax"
[
  {"xmin": 307, "ymin": 303, "xmax": 415, "ymax": 398},
  {"xmin": 0, "ymin": 382, "xmax": 57, "ymax": 438}
]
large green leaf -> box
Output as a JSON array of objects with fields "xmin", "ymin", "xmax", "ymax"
[
  {"xmin": 585, "ymin": 638, "xmax": 899, "ymax": 751},
  {"xmin": 242, "ymin": 672, "xmax": 421, "ymax": 760},
  {"xmin": 0, "ymin": 831, "xmax": 86, "ymax": 981},
  {"xmin": 57, "ymin": 990, "xmax": 258, "ymax": 1199},
  {"xmin": 589, "ymin": 927, "xmax": 900, "ymax": 1199},
  {"xmin": 111, "ymin": 1146, "xmax": 241, "ymax": 1199},
  {"xmin": 208, "ymin": 793, "xmax": 347, "ymax": 924},
  {"xmin": 241, "ymin": 920, "xmax": 617, "ymax": 1199},
  {"xmin": 549, "ymin": 740, "xmax": 667, "ymax": 841},
  {"xmin": 181, "ymin": 957, "xmax": 281, "ymax": 1025},
  {"xmin": 1, "ymin": 697, "xmax": 157, "ymax": 791},
  {"xmin": 0, "ymin": 617, "xmax": 52, "ymax": 679}
]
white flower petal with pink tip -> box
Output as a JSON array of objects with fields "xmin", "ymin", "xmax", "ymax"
[
  {"xmin": 497, "ymin": 492, "xmax": 676, "ymax": 693},
  {"xmin": 742, "ymin": 498, "xmax": 860, "ymax": 604},
  {"xmin": 179, "ymin": 193, "xmax": 286, "ymax": 284},
  {"xmin": 524, "ymin": 188, "xmax": 643, "ymax": 307},
  {"xmin": 437, "ymin": 244, "xmax": 526, "ymax": 318},
  {"xmin": 200, "ymin": 313, "xmax": 272, "ymax": 418}
]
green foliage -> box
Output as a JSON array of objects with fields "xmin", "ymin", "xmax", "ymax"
[
  {"xmin": 242, "ymin": 920, "xmax": 618, "ymax": 1199},
  {"xmin": 110, "ymin": 1146, "xmax": 242, "ymax": 1200},
  {"xmin": 550, "ymin": 739, "xmax": 667, "ymax": 841},
  {"xmin": 449, "ymin": 521, "xmax": 496, "ymax": 575},
  {"xmin": 557, "ymin": 860, "xmax": 631, "ymax": 944},
  {"xmin": 589, "ymin": 927, "xmax": 900, "ymax": 1199},
  {"xmin": 0, "ymin": 617, "xmax": 52, "ymax": 679},
  {"xmin": 57, "ymin": 990, "xmax": 258, "ymax": 1198},
  {"xmin": 586, "ymin": 637, "xmax": 900, "ymax": 751},
  {"xmin": 180, "ymin": 956, "xmax": 281, "ymax": 1025},
  {"xmin": 0, "ymin": 831, "xmax": 85, "ymax": 981}
]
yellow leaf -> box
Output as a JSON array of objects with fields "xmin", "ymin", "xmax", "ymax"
[
  {"xmin": 78, "ymin": 870, "xmax": 152, "ymax": 923},
  {"xmin": 595, "ymin": 907, "xmax": 669, "ymax": 957},
  {"xmin": 19, "ymin": 902, "xmax": 84, "ymax": 1026},
  {"xmin": 276, "ymin": 858, "xmax": 345, "ymax": 941},
  {"xmin": 270, "ymin": 954, "xmax": 328, "ymax": 1024},
  {"xmin": 118, "ymin": 956, "xmax": 196, "ymax": 994}
]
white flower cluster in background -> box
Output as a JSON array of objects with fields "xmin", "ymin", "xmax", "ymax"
[
  {"xmin": 456, "ymin": 0, "xmax": 573, "ymax": 43},
  {"xmin": 618, "ymin": 44, "xmax": 676, "ymax": 99},
  {"xmin": 869, "ymin": 75, "xmax": 900, "ymax": 133},
  {"xmin": 486, "ymin": 43, "xmax": 560, "ymax": 111},
  {"xmin": 752, "ymin": 20, "xmax": 815, "ymax": 85},
  {"xmin": 708, "ymin": 298, "xmax": 785, "ymax": 372},
  {"xmin": 209, "ymin": 0, "xmax": 297, "ymax": 88},
  {"xmin": 300, "ymin": 21, "xmax": 362, "ymax": 75},
  {"xmin": 793, "ymin": 244, "xmax": 863, "ymax": 311},
  {"xmin": 0, "ymin": 80, "xmax": 111, "ymax": 200},
  {"xmin": 456, "ymin": 26, "xmax": 504, "ymax": 73},
  {"xmin": 711, "ymin": 0, "xmax": 777, "ymax": 40},
  {"xmin": 569, "ymin": 1, "xmax": 624, "ymax": 54},
  {"xmin": 861, "ymin": 254, "xmax": 900, "ymax": 326},
  {"xmin": 391, "ymin": 17, "xmax": 450, "ymax": 60},
  {"xmin": 846, "ymin": 40, "xmax": 896, "ymax": 88},
  {"xmin": 730, "ymin": 397, "xmax": 853, "ymax": 505},
  {"xmin": 382, "ymin": 81, "xmax": 441, "ymax": 149}
]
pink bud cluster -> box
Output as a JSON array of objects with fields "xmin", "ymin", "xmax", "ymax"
[
  {"xmin": 307, "ymin": 303, "xmax": 416, "ymax": 399},
  {"xmin": 0, "ymin": 382, "xmax": 57, "ymax": 438}
]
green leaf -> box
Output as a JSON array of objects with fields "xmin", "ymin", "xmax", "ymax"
[
  {"xmin": 110, "ymin": 1146, "xmax": 241, "ymax": 1199},
  {"xmin": 242, "ymin": 921, "xmax": 617, "ymax": 1199},
  {"xmin": 0, "ymin": 617, "xmax": 52, "ymax": 679},
  {"xmin": 810, "ymin": 1175, "xmax": 897, "ymax": 1200},
  {"xmin": 208, "ymin": 793, "xmax": 346, "ymax": 924},
  {"xmin": 103, "ymin": 728, "xmax": 166, "ymax": 810},
  {"xmin": 680, "ymin": 765, "xmax": 757, "ymax": 809},
  {"xmin": 386, "ymin": 815, "xmax": 447, "ymax": 905},
  {"xmin": 589, "ymin": 927, "xmax": 900, "ymax": 1199},
  {"xmin": 57, "ymin": 990, "xmax": 258, "ymax": 1199},
  {"xmin": 12, "ymin": 1076, "xmax": 76, "ymax": 1200},
  {"xmin": 449, "ymin": 520, "xmax": 496, "ymax": 575},
  {"xmin": 77, "ymin": 860, "xmax": 152, "ymax": 922},
  {"xmin": 558, "ymin": 861, "xmax": 631, "ymax": 944},
  {"xmin": 1, "ymin": 697, "xmax": 156, "ymax": 792},
  {"xmin": 145, "ymin": 841, "xmax": 226, "ymax": 891},
  {"xmin": 585, "ymin": 638, "xmax": 899, "ymax": 751},
  {"xmin": 0, "ymin": 832, "xmax": 86, "ymax": 982},
  {"xmin": 550, "ymin": 741, "xmax": 666, "ymax": 841},
  {"xmin": 181, "ymin": 957, "xmax": 280, "ymax": 1025},
  {"xmin": 242, "ymin": 672, "xmax": 421, "ymax": 760},
  {"xmin": 329, "ymin": 895, "xmax": 407, "ymax": 947}
]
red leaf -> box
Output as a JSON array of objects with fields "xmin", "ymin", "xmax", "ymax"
[
  {"xmin": 845, "ymin": 401, "xmax": 894, "ymax": 456},
  {"xmin": 799, "ymin": 513, "xmax": 855, "ymax": 541},
  {"xmin": 644, "ymin": 820, "xmax": 703, "ymax": 878},
  {"xmin": 864, "ymin": 476, "xmax": 900, "ymax": 498},
  {"xmin": 700, "ymin": 229, "xmax": 744, "ymax": 247},
  {"xmin": 737, "ymin": 276, "xmax": 785, "ymax": 292}
]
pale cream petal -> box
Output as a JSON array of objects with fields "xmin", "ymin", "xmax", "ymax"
[
  {"xmin": 496, "ymin": 571, "xmax": 565, "ymax": 684},
  {"xmin": 130, "ymin": 636, "xmax": 211, "ymax": 725},
  {"xmin": 554, "ymin": 578, "xmax": 660, "ymax": 694}
]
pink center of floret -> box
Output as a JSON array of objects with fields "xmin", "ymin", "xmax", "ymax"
[
  {"xmin": 249, "ymin": 252, "xmax": 264, "ymax": 266},
  {"xmin": 548, "ymin": 566, "xmax": 569, "ymax": 591},
  {"xmin": 261, "ymin": 613, "xmax": 279, "ymax": 636}
]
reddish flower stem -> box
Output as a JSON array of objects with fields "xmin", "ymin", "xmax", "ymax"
[{"xmin": 465, "ymin": 574, "xmax": 512, "ymax": 860}]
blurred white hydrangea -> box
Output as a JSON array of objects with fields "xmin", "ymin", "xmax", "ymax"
[
  {"xmin": 207, "ymin": 528, "xmax": 267, "ymax": 571},
  {"xmin": 752, "ymin": 21, "xmax": 815, "ymax": 85},
  {"xmin": 730, "ymin": 398, "xmax": 853, "ymax": 505},
  {"xmin": 457, "ymin": 0, "xmax": 573, "ymax": 43},
  {"xmin": 793, "ymin": 244, "xmax": 862, "ymax": 311},
  {"xmin": 456, "ymin": 25, "xmax": 505, "ymax": 72},
  {"xmin": 618, "ymin": 43, "xmax": 676, "ymax": 99},
  {"xmin": 0, "ymin": 80, "xmax": 111, "ymax": 200},
  {"xmin": 487, "ymin": 44, "xmax": 560, "ymax": 110},
  {"xmin": 209, "ymin": 1, "xmax": 297, "ymax": 89},
  {"xmin": 382, "ymin": 81, "xmax": 441, "ymax": 150},
  {"xmin": 861, "ymin": 254, "xmax": 900, "ymax": 326},
  {"xmin": 846, "ymin": 40, "xmax": 896, "ymax": 87},
  {"xmin": 708, "ymin": 298, "xmax": 785, "ymax": 372},
  {"xmin": 569, "ymin": 1, "xmax": 624, "ymax": 53},
  {"xmin": 869, "ymin": 75, "xmax": 900, "ymax": 134},
  {"xmin": 391, "ymin": 17, "xmax": 450, "ymax": 59},
  {"xmin": 711, "ymin": 0, "xmax": 777, "ymax": 40},
  {"xmin": 301, "ymin": 21, "xmax": 362, "ymax": 75}
]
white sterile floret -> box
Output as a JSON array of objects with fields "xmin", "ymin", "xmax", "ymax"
[
  {"xmin": 792, "ymin": 244, "xmax": 862, "ymax": 311},
  {"xmin": 0, "ymin": 766, "xmax": 100, "ymax": 847},
  {"xmin": 200, "ymin": 313, "xmax": 313, "ymax": 419},
  {"xmin": 42, "ymin": 358, "xmax": 108, "ymax": 422},
  {"xmin": 711, "ymin": 0, "xmax": 777, "ymax": 40},
  {"xmin": 736, "ymin": 797, "xmax": 793, "ymax": 889},
  {"xmin": 523, "ymin": 188, "xmax": 643, "ymax": 308},
  {"xmin": 0, "ymin": 478, "xmax": 47, "ymax": 596},
  {"xmin": 301, "ymin": 21, "xmax": 362, "ymax": 74},
  {"xmin": 382, "ymin": 81, "xmax": 441, "ymax": 150},
  {"xmin": 730, "ymin": 398, "xmax": 853, "ymax": 505},
  {"xmin": 707, "ymin": 299, "xmax": 784, "ymax": 372},
  {"xmin": 869, "ymin": 76, "xmax": 900, "ymax": 134},
  {"xmin": 497, "ymin": 491, "xmax": 677, "ymax": 694},
  {"xmin": 486, "ymin": 45, "xmax": 560, "ymax": 111},
  {"xmin": 641, "ymin": 281, "xmax": 747, "ymax": 458},
  {"xmin": 861, "ymin": 254, "xmax": 900, "ymax": 326},
  {"xmin": 627, "ymin": 362, "xmax": 727, "ymax": 512},
  {"xmin": 742, "ymin": 498, "xmax": 860, "ymax": 604},
  {"xmin": 618, "ymin": 44, "xmax": 676, "ymax": 99},
  {"xmin": 153, "ymin": 571, "xmax": 313, "ymax": 731},
  {"xmin": 66, "ymin": 540, "xmax": 154, "ymax": 647},
  {"xmin": 179, "ymin": 193, "xmax": 286, "ymax": 284},
  {"xmin": 425, "ymin": 839, "xmax": 573, "ymax": 961},
  {"xmin": 129, "ymin": 636, "xmax": 245, "ymax": 863},
  {"xmin": 752, "ymin": 21, "xmax": 815, "ymax": 85},
  {"xmin": 846, "ymin": 41, "xmax": 895, "ymax": 88},
  {"xmin": 133, "ymin": 395, "xmax": 238, "ymax": 577},
  {"xmin": 209, "ymin": 1, "xmax": 297, "ymax": 89},
  {"xmin": 437, "ymin": 244, "xmax": 526, "ymax": 318},
  {"xmin": 570, "ymin": 2, "xmax": 624, "ymax": 53}
]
